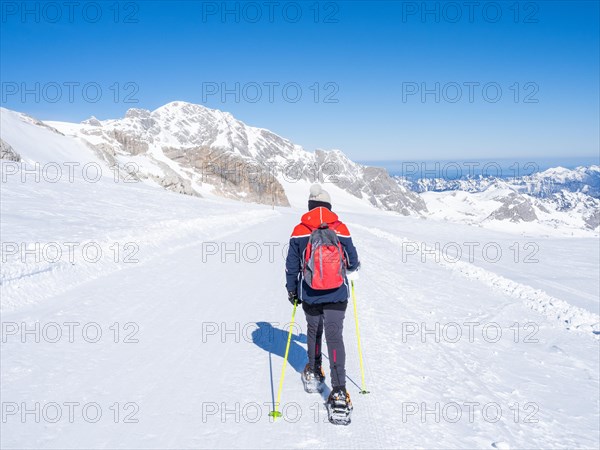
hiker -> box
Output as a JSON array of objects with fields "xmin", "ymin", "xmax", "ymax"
[{"xmin": 285, "ymin": 184, "xmax": 360, "ymax": 421}]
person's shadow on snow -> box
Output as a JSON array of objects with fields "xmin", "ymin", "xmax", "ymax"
[
  {"xmin": 252, "ymin": 322, "xmax": 310, "ymax": 408},
  {"xmin": 251, "ymin": 321, "xmax": 308, "ymax": 374}
]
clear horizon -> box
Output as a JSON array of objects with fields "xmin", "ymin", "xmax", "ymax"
[{"xmin": 358, "ymin": 155, "xmax": 600, "ymax": 178}]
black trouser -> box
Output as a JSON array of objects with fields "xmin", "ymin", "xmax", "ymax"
[{"xmin": 302, "ymin": 301, "xmax": 347, "ymax": 389}]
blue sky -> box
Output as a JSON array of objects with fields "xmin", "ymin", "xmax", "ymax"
[{"xmin": 1, "ymin": 0, "xmax": 599, "ymax": 161}]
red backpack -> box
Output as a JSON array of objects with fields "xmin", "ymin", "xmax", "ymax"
[{"xmin": 302, "ymin": 222, "xmax": 347, "ymax": 290}]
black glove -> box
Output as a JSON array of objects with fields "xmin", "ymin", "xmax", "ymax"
[
  {"xmin": 347, "ymin": 261, "xmax": 361, "ymax": 273},
  {"xmin": 288, "ymin": 291, "xmax": 301, "ymax": 305}
]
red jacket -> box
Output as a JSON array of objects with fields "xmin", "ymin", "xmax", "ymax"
[{"xmin": 285, "ymin": 207, "xmax": 359, "ymax": 304}]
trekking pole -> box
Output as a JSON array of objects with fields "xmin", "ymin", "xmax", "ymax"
[
  {"xmin": 351, "ymin": 280, "xmax": 369, "ymax": 394},
  {"xmin": 269, "ymin": 299, "xmax": 298, "ymax": 419}
]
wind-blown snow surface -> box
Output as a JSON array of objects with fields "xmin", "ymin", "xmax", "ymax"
[{"xmin": 1, "ymin": 111, "xmax": 599, "ymax": 449}]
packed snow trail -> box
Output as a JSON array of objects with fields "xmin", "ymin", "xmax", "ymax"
[
  {"xmin": 2, "ymin": 203, "xmax": 599, "ymax": 448},
  {"xmin": 350, "ymin": 223, "xmax": 599, "ymax": 333}
]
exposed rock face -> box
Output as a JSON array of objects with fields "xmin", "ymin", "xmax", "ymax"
[
  {"xmin": 153, "ymin": 169, "xmax": 196, "ymax": 196},
  {"xmin": 314, "ymin": 149, "xmax": 427, "ymax": 215},
  {"xmin": 584, "ymin": 207, "xmax": 600, "ymax": 230},
  {"xmin": 0, "ymin": 139, "xmax": 20, "ymax": 161},
  {"xmin": 162, "ymin": 146, "xmax": 289, "ymax": 205},
  {"xmin": 487, "ymin": 193, "xmax": 538, "ymax": 222},
  {"xmin": 545, "ymin": 190, "xmax": 600, "ymax": 230},
  {"xmin": 125, "ymin": 108, "xmax": 151, "ymax": 119},
  {"xmin": 110, "ymin": 129, "xmax": 149, "ymax": 155},
  {"xmin": 362, "ymin": 166, "xmax": 427, "ymax": 215}
]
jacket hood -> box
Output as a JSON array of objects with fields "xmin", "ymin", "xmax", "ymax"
[{"xmin": 301, "ymin": 207, "xmax": 339, "ymax": 229}]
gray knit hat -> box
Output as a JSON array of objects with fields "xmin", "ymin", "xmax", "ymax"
[{"xmin": 309, "ymin": 184, "xmax": 331, "ymax": 204}]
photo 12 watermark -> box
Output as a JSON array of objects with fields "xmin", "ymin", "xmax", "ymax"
[
  {"xmin": 2, "ymin": 321, "xmax": 140, "ymax": 344},
  {"xmin": 1, "ymin": 1, "xmax": 140, "ymax": 24},
  {"xmin": 202, "ymin": 401, "xmax": 303, "ymax": 423},
  {"xmin": 398, "ymin": 160, "xmax": 540, "ymax": 180},
  {"xmin": 2, "ymin": 401, "xmax": 139, "ymax": 423},
  {"xmin": 400, "ymin": 1, "xmax": 540, "ymax": 24},
  {"xmin": 201, "ymin": 321, "xmax": 304, "ymax": 344},
  {"xmin": 401, "ymin": 240, "xmax": 540, "ymax": 264},
  {"xmin": 1, "ymin": 241, "xmax": 140, "ymax": 265},
  {"xmin": 200, "ymin": 1, "xmax": 340, "ymax": 24},
  {"xmin": 401, "ymin": 321, "xmax": 540, "ymax": 344},
  {"xmin": 196, "ymin": 159, "xmax": 342, "ymax": 185},
  {"xmin": 401, "ymin": 401, "xmax": 539, "ymax": 424},
  {"xmin": 1, "ymin": 161, "xmax": 140, "ymax": 184},
  {"xmin": 1, "ymin": 81, "xmax": 139, "ymax": 104},
  {"xmin": 201, "ymin": 81, "xmax": 339, "ymax": 104},
  {"xmin": 200, "ymin": 241, "xmax": 287, "ymax": 264},
  {"xmin": 401, "ymin": 82, "xmax": 539, "ymax": 104}
]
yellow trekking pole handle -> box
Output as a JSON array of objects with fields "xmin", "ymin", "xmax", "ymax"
[
  {"xmin": 269, "ymin": 299, "xmax": 298, "ymax": 419},
  {"xmin": 352, "ymin": 280, "xmax": 369, "ymax": 394}
]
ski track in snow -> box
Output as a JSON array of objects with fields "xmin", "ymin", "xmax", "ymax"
[{"xmin": 350, "ymin": 223, "xmax": 600, "ymax": 336}]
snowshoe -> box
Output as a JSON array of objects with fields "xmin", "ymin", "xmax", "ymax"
[
  {"xmin": 301, "ymin": 363, "xmax": 325, "ymax": 393},
  {"xmin": 326, "ymin": 387, "xmax": 353, "ymax": 425}
]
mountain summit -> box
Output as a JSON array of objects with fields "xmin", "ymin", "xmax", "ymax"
[{"xmin": 47, "ymin": 101, "xmax": 427, "ymax": 215}]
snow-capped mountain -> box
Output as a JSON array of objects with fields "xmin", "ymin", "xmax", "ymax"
[
  {"xmin": 42, "ymin": 101, "xmax": 426, "ymax": 215},
  {"xmin": 410, "ymin": 169, "xmax": 600, "ymax": 233},
  {"xmin": 517, "ymin": 165, "xmax": 600, "ymax": 198}
]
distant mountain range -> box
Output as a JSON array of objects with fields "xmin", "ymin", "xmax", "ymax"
[
  {"xmin": 400, "ymin": 166, "xmax": 599, "ymax": 232},
  {"xmin": 1, "ymin": 102, "xmax": 597, "ymax": 234},
  {"xmin": 402, "ymin": 165, "xmax": 600, "ymax": 197}
]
